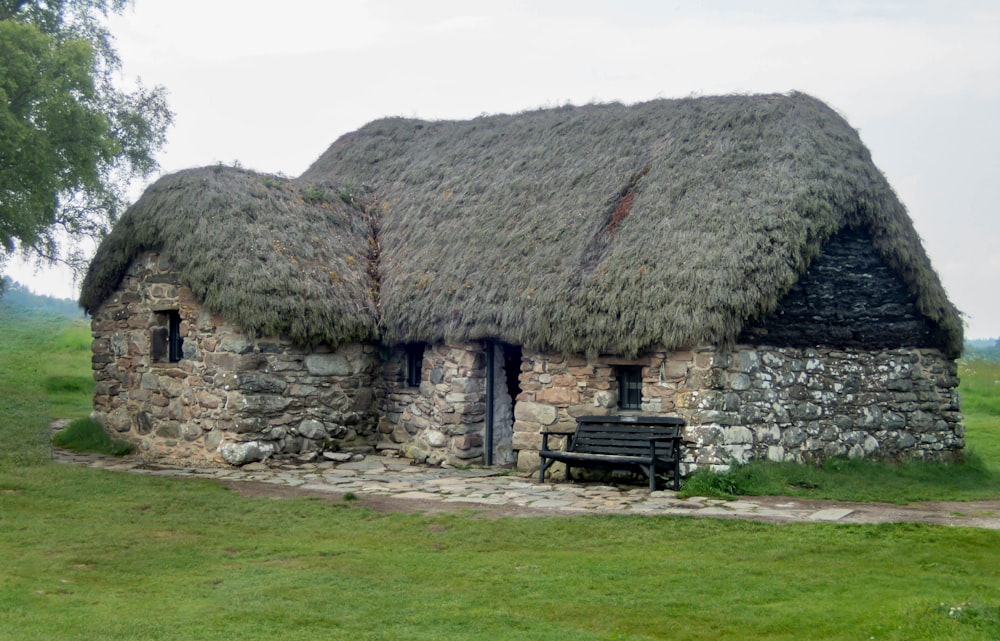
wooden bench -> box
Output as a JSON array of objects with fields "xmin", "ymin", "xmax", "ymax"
[{"xmin": 538, "ymin": 415, "xmax": 685, "ymax": 491}]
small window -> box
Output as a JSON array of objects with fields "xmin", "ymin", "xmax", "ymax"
[
  {"xmin": 152, "ymin": 310, "xmax": 184, "ymax": 363},
  {"xmin": 167, "ymin": 310, "xmax": 184, "ymax": 362},
  {"xmin": 405, "ymin": 344, "xmax": 424, "ymax": 387},
  {"xmin": 616, "ymin": 365, "xmax": 643, "ymax": 410}
]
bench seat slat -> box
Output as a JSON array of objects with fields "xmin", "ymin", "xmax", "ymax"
[
  {"xmin": 570, "ymin": 447, "xmax": 657, "ymax": 457},
  {"xmin": 574, "ymin": 431, "xmax": 677, "ymax": 439},
  {"xmin": 574, "ymin": 438, "xmax": 659, "ymax": 445},
  {"xmin": 538, "ymin": 451, "xmax": 672, "ymax": 466},
  {"xmin": 577, "ymin": 416, "xmax": 684, "ymax": 426},
  {"xmin": 575, "ymin": 433, "xmax": 676, "ymax": 442}
]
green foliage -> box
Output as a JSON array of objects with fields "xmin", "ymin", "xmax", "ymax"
[
  {"xmin": 935, "ymin": 602, "xmax": 1000, "ymax": 636},
  {"xmin": 43, "ymin": 374, "xmax": 91, "ymax": 394},
  {"xmin": 337, "ymin": 179, "xmax": 360, "ymax": 206},
  {"xmin": 51, "ymin": 416, "xmax": 132, "ymax": 455},
  {"xmin": 0, "ymin": 276, "xmax": 82, "ymax": 318},
  {"xmin": 964, "ymin": 339, "xmax": 1000, "ymax": 363},
  {"xmin": 0, "ymin": 0, "xmax": 171, "ymax": 271}
]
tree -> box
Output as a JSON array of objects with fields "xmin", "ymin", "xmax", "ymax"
[{"xmin": 0, "ymin": 0, "xmax": 171, "ymax": 275}]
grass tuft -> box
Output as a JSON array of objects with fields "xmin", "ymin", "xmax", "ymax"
[
  {"xmin": 935, "ymin": 601, "xmax": 1000, "ymax": 636},
  {"xmin": 51, "ymin": 417, "xmax": 133, "ymax": 456},
  {"xmin": 43, "ymin": 375, "xmax": 93, "ymax": 394}
]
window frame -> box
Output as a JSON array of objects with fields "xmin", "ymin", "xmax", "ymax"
[
  {"xmin": 616, "ymin": 365, "xmax": 643, "ymax": 411},
  {"xmin": 152, "ymin": 310, "xmax": 184, "ymax": 364}
]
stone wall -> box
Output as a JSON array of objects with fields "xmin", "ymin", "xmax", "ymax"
[
  {"xmin": 90, "ymin": 252, "xmax": 380, "ymax": 464},
  {"xmin": 91, "ymin": 250, "xmax": 964, "ymax": 473},
  {"xmin": 380, "ymin": 342, "xmax": 488, "ymax": 466},
  {"xmin": 512, "ymin": 349, "xmax": 714, "ymax": 474},
  {"xmin": 509, "ymin": 345, "xmax": 963, "ymax": 476},
  {"xmin": 686, "ymin": 345, "xmax": 963, "ymax": 470},
  {"xmin": 740, "ymin": 228, "xmax": 939, "ymax": 350},
  {"xmin": 395, "ymin": 229, "xmax": 962, "ymax": 474}
]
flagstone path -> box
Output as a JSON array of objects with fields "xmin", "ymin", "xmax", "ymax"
[{"xmin": 50, "ymin": 447, "xmax": 1000, "ymax": 529}]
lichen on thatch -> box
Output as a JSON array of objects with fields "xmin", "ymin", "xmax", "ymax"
[
  {"xmin": 301, "ymin": 92, "xmax": 962, "ymax": 357},
  {"xmin": 82, "ymin": 92, "xmax": 962, "ymax": 357},
  {"xmin": 79, "ymin": 166, "xmax": 378, "ymax": 346}
]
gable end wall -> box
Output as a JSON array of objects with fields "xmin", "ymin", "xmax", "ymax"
[
  {"xmin": 90, "ymin": 252, "xmax": 380, "ymax": 464},
  {"xmin": 740, "ymin": 228, "xmax": 939, "ymax": 350}
]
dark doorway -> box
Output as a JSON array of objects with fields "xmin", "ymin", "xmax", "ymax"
[{"xmin": 486, "ymin": 342, "xmax": 522, "ymax": 466}]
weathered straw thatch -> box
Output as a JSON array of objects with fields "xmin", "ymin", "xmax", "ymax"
[
  {"xmin": 302, "ymin": 92, "xmax": 962, "ymax": 357},
  {"xmin": 80, "ymin": 166, "xmax": 377, "ymax": 345},
  {"xmin": 82, "ymin": 92, "xmax": 962, "ymax": 357}
]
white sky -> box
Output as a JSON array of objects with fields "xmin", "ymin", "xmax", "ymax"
[{"xmin": 5, "ymin": 0, "xmax": 999, "ymax": 338}]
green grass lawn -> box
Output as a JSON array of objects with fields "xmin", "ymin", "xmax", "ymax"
[
  {"xmin": 1, "ymin": 307, "xmax": 998, "ymax": 640},
  {"xmin": 0, "ymin": 307, "xmax": 92, "ymax": 468},
  {"xmin": 2, "ymin": 464, "xmax": 998, "ymax": 641}
]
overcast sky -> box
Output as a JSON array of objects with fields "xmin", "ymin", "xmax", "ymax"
[{"xmin": 5, "ymin": 0, "xmax": 999, "ymax": 338}]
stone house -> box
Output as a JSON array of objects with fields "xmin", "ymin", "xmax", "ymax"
[{"xmin": 80, "ymin": 93, "xmax": 964, "ymax": 475}]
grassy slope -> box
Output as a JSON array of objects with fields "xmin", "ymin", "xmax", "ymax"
[
  {"xmin": 0, "ymin": 306, "xmax": 92, "ymax": 468},
  {"xmin": 0, "ymin": 308, "xmax": 998, "ymax": 640}
]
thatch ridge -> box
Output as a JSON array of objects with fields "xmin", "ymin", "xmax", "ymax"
[
  {"xmin": 80, "ymin": 166, "xmax": 377, "ymax": 346},
  {"xmin": 302, "ymin": 92, "xmax": 962, "ymax": 357}
]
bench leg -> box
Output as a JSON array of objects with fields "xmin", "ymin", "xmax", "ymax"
[{"xmin": 539, "ymin": 456, "xmax": 555, "ymax": 483}]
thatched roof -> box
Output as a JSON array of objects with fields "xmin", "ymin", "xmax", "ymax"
[
  {"xmin": 82, "ymin": 92, "xmax": 962, "ymax": 356},
  {"xmin": 79, "ymin": 167, "xmax": 377, "ymax": 345},
  {"xmin": 302, "ymin": 92, "xmax": 961, "ymax": 357}
]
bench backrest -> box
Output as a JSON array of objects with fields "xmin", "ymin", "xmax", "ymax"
[{"xmin": 571, "ymin": 416, "xmax": 683, "ymax": 457}]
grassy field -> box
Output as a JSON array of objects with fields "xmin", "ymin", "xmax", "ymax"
[
  {"xmin": 0, "ymin": 307, "xmax": 92, "ymax": 468},
  {"xmin": 1, "ymin": 306, "xmax": 998, "ymax": 640},
  {"xmin": 960, "ymin": 358, "xmax": 1000, "ymax": 466}
]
